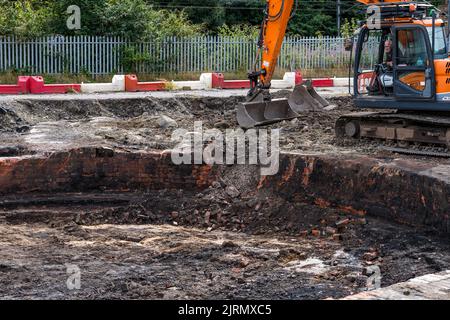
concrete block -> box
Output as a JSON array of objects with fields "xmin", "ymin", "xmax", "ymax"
[
  {"xmin": 81, "ymin": 75, "xmax": 125, "ymax": 93},
  {"xmin": 171, "ymin": 80, "xmax": 206, "ymax": 90},
  {"xmin": 200, "ymin": 73, "xmax": 213, "ymax": 89}
]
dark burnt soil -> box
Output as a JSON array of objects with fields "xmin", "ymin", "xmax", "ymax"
[
  {"xmin": 1, "ymin": 189, "xmax": 450, "ymax": 300},
  {"xmin": 2, "ymin": 94, "xmax": 449, "ymax": 162},
  {"xmin": 1, "ymin": 94, "xmax": 450, "ymax": 299},
  {"xmin": 0, "ymin": 94, "xmax": 380, "ymax": 156}
]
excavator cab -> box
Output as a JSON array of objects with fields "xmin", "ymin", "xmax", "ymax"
[
  {"xmin": 335, "ymin": 2, "xmax": 450, "ymax": 148},
  {"xmin": 353, "ymin": 3, "xmax": 449, "ymax": 111}
]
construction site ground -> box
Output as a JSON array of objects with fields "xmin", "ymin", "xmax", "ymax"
[{"xmin": 1, "ymin": 88, "xmax": 450, "ymax": 300}]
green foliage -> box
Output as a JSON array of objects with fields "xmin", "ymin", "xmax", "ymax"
[
  {"xmin": 0, "ymin": 0, "xmax": 448, "ymax": 38},
  {"xmin": 0, "ymin": 0, "xmax": 203, "ymax": 39},
  {"xmin": 340, "ymin": 18, "xmax": 359, "ymax": 38},
  {"xmin": 145, "ymin": 9, "xmax": 204, "ymax": 39},
  {"xmin": 0, "ymin": 0, "xmax": 54, "ymax": 38},
  {"xmin": 118, "ymin": 45, "xmax": 151, "ymax": 73},
  {"xmin": 101, "ymin": 0, "xmax": 150, "ymax": 39},
  {"xmin": 48, "ymin": 0, "xmax": 107, "ymax": 36},
  {"xmin": 217, "ymin": 24, "xmax": 259, "ymax": 39}
]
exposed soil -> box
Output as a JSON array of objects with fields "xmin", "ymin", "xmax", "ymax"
[
  {"xmin": 1, "ymin": 92, "xmax": 450, "ymax": 300},
  {"xmin": 2, "ymin": 93, "xmax": 448, "ymax": 164},
  {"xmin": 0, "ymin": 94, "xmax": 376, "ymax": 156},
  {"xmin": 1, "ymin": 189, "xmax": 450, "ymax": 300}
]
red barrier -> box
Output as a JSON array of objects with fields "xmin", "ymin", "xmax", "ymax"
[
  {"xmin": 0, "ymin": 76, "xmax": 30, "ymax": 94},
  {"xmin": 311, "ymin": 78, "xmax": 334, "ymax": 87},
  {"xmin": 125, "ymin": 75, "xmax": 166, "ymax": 92},
  {"xmin": 29, "ymin": 76, "xmax": 81, "ymax": 94},
  {"xmin": 211, "ymin": 73, "xmax": 250, "ymax": 89},
  {"xmin": 295, "ymin": 71, "xmax": 303, "ymax": 85}
]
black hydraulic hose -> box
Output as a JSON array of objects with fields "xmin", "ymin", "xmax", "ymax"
[
  {"xmin": 290, "ymin": 0, "xmax": 298, "ymax": 19},
  {"xmin": 432, "ymin": 10, "xmax": 436, "ymax": 61},
  {"xmin": 348, "ymin": 36, "xmax": 354, "ymax": 96}
]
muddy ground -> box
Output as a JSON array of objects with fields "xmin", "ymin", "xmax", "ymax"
[
  {"xmin": 0, "ymin": 93, "xmax": 377, "ymax": 156},
  {"xmin": 1, "ymin": 92, "xmax": 450, "ymax": 300},
  {"xmin": 2, "ymin": 92, "xmax": 448, "ymax": 161},
  {"xmin": 2, "ymin": 190, "xmax": 450, "ymax": 300}
]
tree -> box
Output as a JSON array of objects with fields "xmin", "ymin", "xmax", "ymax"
[
  {"xmin": 101, "ymin": 0, "xmax": 150, "ymax": 39},
  {"xmin": 0, "ymin": 0, "xmax": 54, "ymax": 37},
  {"xmin": 47, "ymin": 0, "xmax": 107, "ymax": 36},
  {"xmin": 149, "ymin": 0, "xmax": 224, "ymax": 30}
]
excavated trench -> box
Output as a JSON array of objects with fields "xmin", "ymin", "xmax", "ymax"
[{"xmin": 1, "ymin": 94, "xmax": 450, "ymax": 300}]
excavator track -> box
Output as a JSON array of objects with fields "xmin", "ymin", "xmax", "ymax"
[
  {"xmin": 380, "ymin": 146, "xmax": 450, "ymax": 158},
  {"xmin": 336, "ymin": 111, "xmax": 450, "ymax": 155}
]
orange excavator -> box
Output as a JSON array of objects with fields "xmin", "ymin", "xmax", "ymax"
[
  {"xmin": 237, "ymin": 0, "xmax": 327, "ymax": 129},
  {"xmin": 237, "ymin": 1, "xmax": 450, "ymax": 152}
]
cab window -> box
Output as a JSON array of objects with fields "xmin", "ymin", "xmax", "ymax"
[
  {"xmin": 427, "ymin": 26, "xmax": 447, "ymax": 59},
  {"xmin": 396, "ymin": 29, "xmax": 429, "ymax": 67}
]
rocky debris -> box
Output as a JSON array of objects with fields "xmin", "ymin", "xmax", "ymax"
[
  {"xmin": 0, "ymin": 95, "xmax": 385, "ymax": 158},
  {"xmin": 0, "ymin": 105, "xmax": 29, "ymax": 133},
  {"xmin": 157, "ymin": 115, "xmax": 178, "ymax": 129},
  {"xmin": 0, "ymin": 145, "xmax": 29, "ymax": 157},
  {"xmin": 225, "ymin": 186, "xmax": 240, "ymax": 198}
]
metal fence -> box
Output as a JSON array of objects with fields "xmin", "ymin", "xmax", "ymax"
[{"xmin": 0, "ymin": 35, "xmax": 351, "ymax": 75}]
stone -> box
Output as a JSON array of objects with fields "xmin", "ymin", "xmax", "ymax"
[
  {"xmin": 204, "ymin": 211, "xmax": 211, "ymax": 225},
  {"xmin": 225, "ymin": 186, "xmax": 240, "ymax": 198},
  {"xmin": 363, "ymin": 251, "xmax": 379, "ymax": 261},
  {"xmin": 158, "ymin": 115, "xmax": 178, "ymax": 129},
  {"xmin": 325, "ymin": 227, "xmax": 337, "ymax": 235},
  {"xmin": 336, "ymin": 219, "xmax": 351, "ymax": 228},
  {"xmin": 311, "ymin": 229, "xmax": 321, "ymax": 237},
  {"xmin": 214, "ymin": 121, "xmax": 230, "ymax": 129},
  {"xmin": 222, "ymin": 241, "xmax": 237, "ymax": 248},
  {"xmin": 324, "ymin": 104, "xmax": 338, "ymax": 111}
]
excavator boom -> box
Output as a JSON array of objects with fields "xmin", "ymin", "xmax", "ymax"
[
  {"xmin": 258, "ymin": 0, "xmax": 295, "ymax": 87},
  {"xmin": 237, "ymin": 0, "xmax": 330, "ymax": 129}
]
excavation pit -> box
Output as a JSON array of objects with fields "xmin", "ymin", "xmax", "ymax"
[{"xmin": 1, "ymin": 93, "xmax": 450, "ymax": 300}]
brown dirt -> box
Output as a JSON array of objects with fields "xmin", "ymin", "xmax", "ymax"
[
  {"xmin": 1, "ymin": 189, "xmax": 450, "ymax": 300},
  {"xmin": 1, "ymin": 93, "xmax": 450, "ymax": 300},
  {"xmin": 0, "ymin": 94, "xmax": 370, "ymax": 155}
]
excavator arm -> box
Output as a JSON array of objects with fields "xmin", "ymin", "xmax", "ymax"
[
  {"xmin": 238, "ymin": 0, "xmax": 329, "ymax": 129},
  {"xmin": 250, "ymin": 0, "xmax": 296, "ymax": 90}
]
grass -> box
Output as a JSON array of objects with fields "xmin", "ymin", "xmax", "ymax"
[{"xmin": 0, "ymin": 67, "xmax": 351, "ymax": 85}]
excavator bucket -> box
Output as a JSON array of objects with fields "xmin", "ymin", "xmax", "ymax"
[{"xmin": 237, "ymin": 84, "xmax": 329, "ymax": 129}]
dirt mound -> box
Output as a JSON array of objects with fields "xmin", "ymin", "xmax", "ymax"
[
  {"xmin": 1, "ymin": 96, "xmax": 244, "ymax": 129},
  {"xmin": 75, "ymin": 164, "xmax": 366, "ymax": 239},
  {"xmin": 1, "ymin": 95, "xmax": 375, "ymax": 156},
  {"xmin": 0, "ymin": 104, "xmax": 29, "ymax": 133}
]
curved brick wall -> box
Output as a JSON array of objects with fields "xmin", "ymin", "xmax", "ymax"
[{"xmin": 0, "ymin": 148, "xmax": 449, "ymax": 233}]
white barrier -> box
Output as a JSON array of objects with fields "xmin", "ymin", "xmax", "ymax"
[
  {"xmin": 199, "ymin": 73, "xmax": 213, "ymax": 89},
  {"xmin": 171, "ymin": 80, "xmax": 208, "ymax": 90},
  {"xmin": 78, "ymin": 73, "xmax": 337, "ymax": 93},
  {"xmin": 333, "ymin": 78, "xmax": 351, "ymax": 87},
  {"xmin": 271, "ymin": 72, "xmax": 297, "ymax": 89},
  {"xmin": 80, "ymin": 75, "xmax": 125, "ymax": 93}
]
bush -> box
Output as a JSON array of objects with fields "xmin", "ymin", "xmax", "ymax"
[
  {"xmin": 145, "ymin": 9, "xmax": 204, "ymax": 40},
  {"xmin": 0, "ymin": 0, "xmax": 54, "ymax": 38},
  {"xmin": 217, "ymin": 24, "xmax": 259, "ymax": 39}
]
